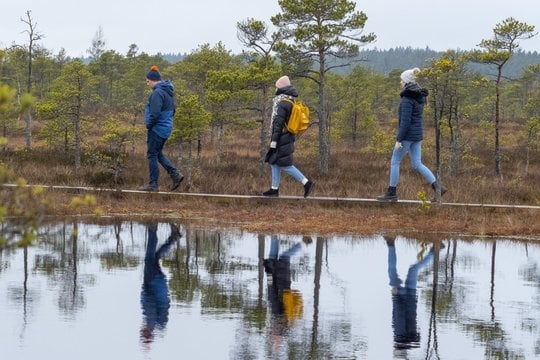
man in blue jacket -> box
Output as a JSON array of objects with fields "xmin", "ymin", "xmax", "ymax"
[
  {"xmin": 140, "ymin": 223, "xmax": 179, "ymax": 345},
  {"xmin": 139, "ymin": 65, "xmax": 183, "ymax": 192}
]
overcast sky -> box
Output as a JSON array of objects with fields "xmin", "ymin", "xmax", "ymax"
[{"xmin": 1, "ymin": 0, "xmax": 539, "ymax": 57}]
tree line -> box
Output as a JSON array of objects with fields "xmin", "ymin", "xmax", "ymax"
[
  {"xmin": 160, "ymin": 47, "xmax": 540, "ymax": 79},
  {"xmin": 0, "ymin": 3, "xmax": 539, "ymax": 184}
]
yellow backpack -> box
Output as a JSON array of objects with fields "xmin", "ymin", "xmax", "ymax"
[{"xmin": 283, "ymin": 98, "xmax": 310, "ymax": 135}]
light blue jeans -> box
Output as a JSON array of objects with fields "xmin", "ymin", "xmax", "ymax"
[
  {"xmin": 387, "ymin": 244, "xmax": 433, "ymax": 290},
  {"xmin": 268, "ymin": 235, "xmax": 302, "ymax": 260},
  {"xmin": 389, "ymin": 141, "xmax": 436, "ymax": 187},
  {"xmin": 271, "ymin": 164, "xmax": 305, "ymax": 188}
]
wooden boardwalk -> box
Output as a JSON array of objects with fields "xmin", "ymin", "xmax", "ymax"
[{"xmin": 3, "ymin": 183, "xmax": 540, "ymax": 210}]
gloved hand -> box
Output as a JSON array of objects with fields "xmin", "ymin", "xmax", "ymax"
[
  {"xmin": 394, "ymin": 141, "xmax": 403, "ymax": 150},
  {"xmin": 264, "ymin": 148, "xmax": 277, "ymax": 163}
]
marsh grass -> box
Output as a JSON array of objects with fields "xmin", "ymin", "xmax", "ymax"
[{"xmin": 1, "ymin": 124, "xmax": 539, "ymax": 207}]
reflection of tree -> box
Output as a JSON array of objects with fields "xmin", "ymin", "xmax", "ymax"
[
  {"xmin": 167, "ymin": 229, "xmax": 255, "ymax": 313},
  {"xmin": 33, "ymin": 222, "xmax": 95, "ymax": 318},
  {"xmin": 425, "ymin": 241, "xmax": 443, "ymax": 360},
  {"xmin": 57, "ymin": 223, "xmax": 86, "ymax": 316},
  {"xmin": 230, "ymin": 234, "xmax": 267, "ymax": 360},
  {"xmin": 519, "ymin": 243, "xmax": 540, "ymax": 355},
  {"xmin": 7, "ymin": 244, "xmax": 38, "ymax": 343},
  {"xmin": 453, "ymin": 240, "xmax": 522, "ymax": 359},
  {"xmin": 167, "ymin": 228, "xmax": 202, "ymax": 303},
  {"xmin": 309, "ymin": 236, "xmax": 323, "ymax": 358},
  {"xmin": 99, "ymin": 222, "xmax": 139, "ymax": 270}
]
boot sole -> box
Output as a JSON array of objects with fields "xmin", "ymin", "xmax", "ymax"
[
  {"xmin": 376, "ymin": 197, "xmax": 397, "ymax": 202},
  {"xmin": 170, "ymin": 176, "xmax": 184, "ymax": 191}
]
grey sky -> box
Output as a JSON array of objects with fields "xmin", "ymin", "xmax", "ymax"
[{"xmin": 2, "ymin": 0, "xmax": 539, "ymax": 57}]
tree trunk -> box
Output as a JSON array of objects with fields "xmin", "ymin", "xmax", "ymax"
[
  {"xmin": 24, "ymin": 110, "xmax": 32, "ymax": 149},
  {"xmin": 197, "ymin": 137, "xmax": 202, "ymax": 168},
  {"xmin": 188, "ymin": 141, "xmax": 193, "ymax": 185},
  {"xmin": 74, "ymin": 95, "xmax": 82, "ymax": 170},
  {"xmin": 434, "ymin": 99, "xmax": 442, "ymax": 204},
  {"xmin": 318, "ymin": 54, "xmax": 329, "ymax": 173},
  {"xmin": 494, "ymin": 67, "xmax": 502, "ymax": 178},
  {"xmin": 452, "ymin": 102, "xmax": 462, "ymax": 174},
  {"xmin": 259, "ymin": 86, "xmax": 270, "ymax": 177},
  {"xmin": 215, "ymin": 120, "xmax": 224, "ymax": 165},
  {"xmin": 352, "ymin": 109, "xmax": 358, "ymax": 147}
]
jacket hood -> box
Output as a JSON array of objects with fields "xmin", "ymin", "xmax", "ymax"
[
  {"xmin": 275, "ymin": 85, "xmax": 299, "ymax": 97},
  {"xmin": 400, "ymin": 83, "xmax": 428, "ymax": 104},
  {"xmin": 155, "ymin": 80, "xmax": 175, "ymax": 96}
]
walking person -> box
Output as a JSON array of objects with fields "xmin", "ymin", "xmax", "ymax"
[
  {"xmin": 376, "ymin": 68, "xmax": 446, "ymax": 202},
  {"xmin": 139, "ymin": 65, "xmax": 183, "ymax": 192},
  {"xmin": 384, "ymin": 236, "xmax": 438, "ymax": 353},
  {"xmin": 262, "ymin": 75, "xmax": 314, "ymax": 198},
  {"xmin": 263, "ymin": 235, "xmax": 311, "ymax": 352},
  {"xmin": 140, "ymin": 223, "xmax": 179, "ymax": 346}
]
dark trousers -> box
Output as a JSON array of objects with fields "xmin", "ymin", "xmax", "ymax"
[{"xmin": 146, "ymin": 130, "xmax": 177, "ymax": 185}]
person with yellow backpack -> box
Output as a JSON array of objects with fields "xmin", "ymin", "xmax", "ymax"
[
  {"xmin": 264, "ymin": 235, "xmax": 311, "ymax": 329},
  {"xmin": 263, "ymin": 75, "xmax": 314, "ymax": 198}
]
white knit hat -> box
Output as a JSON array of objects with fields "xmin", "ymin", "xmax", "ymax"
[
  {"xmin": 275, "ymin": 75, "xmax": 291, "ymax": 89},
  {"xmin": 400, "ymin": 68, "xmax": 420, "ymax": 84}
]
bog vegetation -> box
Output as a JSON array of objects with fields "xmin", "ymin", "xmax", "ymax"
[{"xmin": 1, "ymin": 4, "xmax": 539, "ymax": 246}]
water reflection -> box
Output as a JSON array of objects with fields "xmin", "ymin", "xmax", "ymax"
[
  {"xmin": 386, "ymin": 236, "xmax": 443, "ymax": 359},
  {"xmin": 140, "ymin": 223, "xmax": 179, "ymax": 346},
  {"xmin": 263, "ymin": 235, "xmax": 310, "ymax": 352},
  {"xmin": 1, "ymin": 222, "xmax": 540, "ymax": 360}
]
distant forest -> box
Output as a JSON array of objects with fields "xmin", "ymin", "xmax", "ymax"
[{"xmin": 160, "ymin": 47, "xmax": 540, "ymax": 78}]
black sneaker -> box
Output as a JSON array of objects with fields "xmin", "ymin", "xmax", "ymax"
[
  {"xmin": 262, "ymin": 188, "xmax": 279, "ymax": 197},
  {"xmin": 303, "ymin": 180, "xmax": 314, "ymax": 198},
  {"xmin": 138, "ymin": 184, "xmax": 158, "ymax": 192},
  {"xmin": 170, "ymin": 173, "xmax": 184, "ymax": 191}
]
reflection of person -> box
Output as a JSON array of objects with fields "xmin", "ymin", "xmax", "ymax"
[
  {"xmin": 263, "ymin": 235, "xmax": 310, "ymax": 341},
  {"xmin": 385, "ymin": 236, "xmax": 434, "ymax": 350},
  {"xmin": 139, "ymin": 65, "xmax": 183, "ymax": 192},
  {"xmin": 140, "ymin": 223, "xmax": 179, "ymax": 345},
  {"xmin": 262, "ymin": 75, "xmax": 314, "ymax": 198},
  {"xmin": 376, "ymin": 68, "xmax": 446, "ymax": 202}
]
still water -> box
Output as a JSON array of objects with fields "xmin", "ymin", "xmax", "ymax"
[{"xmin": 1, "ymin": 221, "xmax": 539, "ymax": 360}]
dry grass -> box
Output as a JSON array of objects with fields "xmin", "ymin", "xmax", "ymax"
[{"xmin": 1, "ymin": 124, "xmax": 539, "ymax": 237}]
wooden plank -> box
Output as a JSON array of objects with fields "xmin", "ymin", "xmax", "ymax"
[{"xmin": 2, "ymin": 183, "xmax": 540, "ymax": 210}]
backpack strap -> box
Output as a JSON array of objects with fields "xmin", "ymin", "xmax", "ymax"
[{"xmin": 280, "ymin": 98, "xmax": 295, "ymax": 134}]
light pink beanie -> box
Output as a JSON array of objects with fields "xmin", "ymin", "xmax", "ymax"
[{"xmin": 275, "ymin": 75, "xmax": 291, "ymax": 89}]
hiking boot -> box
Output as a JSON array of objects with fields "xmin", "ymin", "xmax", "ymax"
[
  {"xmin": 170, "ymin": 173, "xmax": 184, "ymax": 191},
  {"xmin": 302, "ymin": 236, "xmax": 313, "ymax": 245},
  {"xmin": 303, "ymin": 180, "xmax": 314, "ymax": 198},
  {"xmin": 263, "ymin": 188, "xmax": 279, "ymax": 197},
  {"xmin": 431, "ymin": 181, "xmax": 447, "ymax": 202},
  {"xmin": 138, "ymin": 183, "xmax": 158, "ymax": 192},
  {"xmin": 376, "ymin": 186, "xmax": 397, "ymax": 202}
]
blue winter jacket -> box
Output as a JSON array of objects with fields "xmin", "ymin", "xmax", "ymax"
[
  {"xmin": 144, "ymin": 80, "xmax": 175, "ymax": 139},
  {"xmin": 396, "ymin": 83, "xmax": 429, "ymax": 142}
]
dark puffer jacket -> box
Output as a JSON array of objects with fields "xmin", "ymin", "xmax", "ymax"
[
  {"xmin": 270, "ymin": 85, "xmax": 299, "ymax": 167},
  {"xmin": 396, "ymin": 83, "xmax": 429, "ymax": 142}
]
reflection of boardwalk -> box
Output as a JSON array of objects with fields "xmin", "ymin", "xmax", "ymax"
[{"xmin": 3, "ymin": 183, "xmax": 540, "ymax": 210}]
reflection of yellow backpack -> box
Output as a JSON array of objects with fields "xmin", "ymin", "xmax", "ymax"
[
  {"xmin": 282, "ymin": 289, "xmax": 304, "ymax": 325},
  {"xmin": 283, "ymin": 98, "xmax": 310, "ymax": 135}
]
